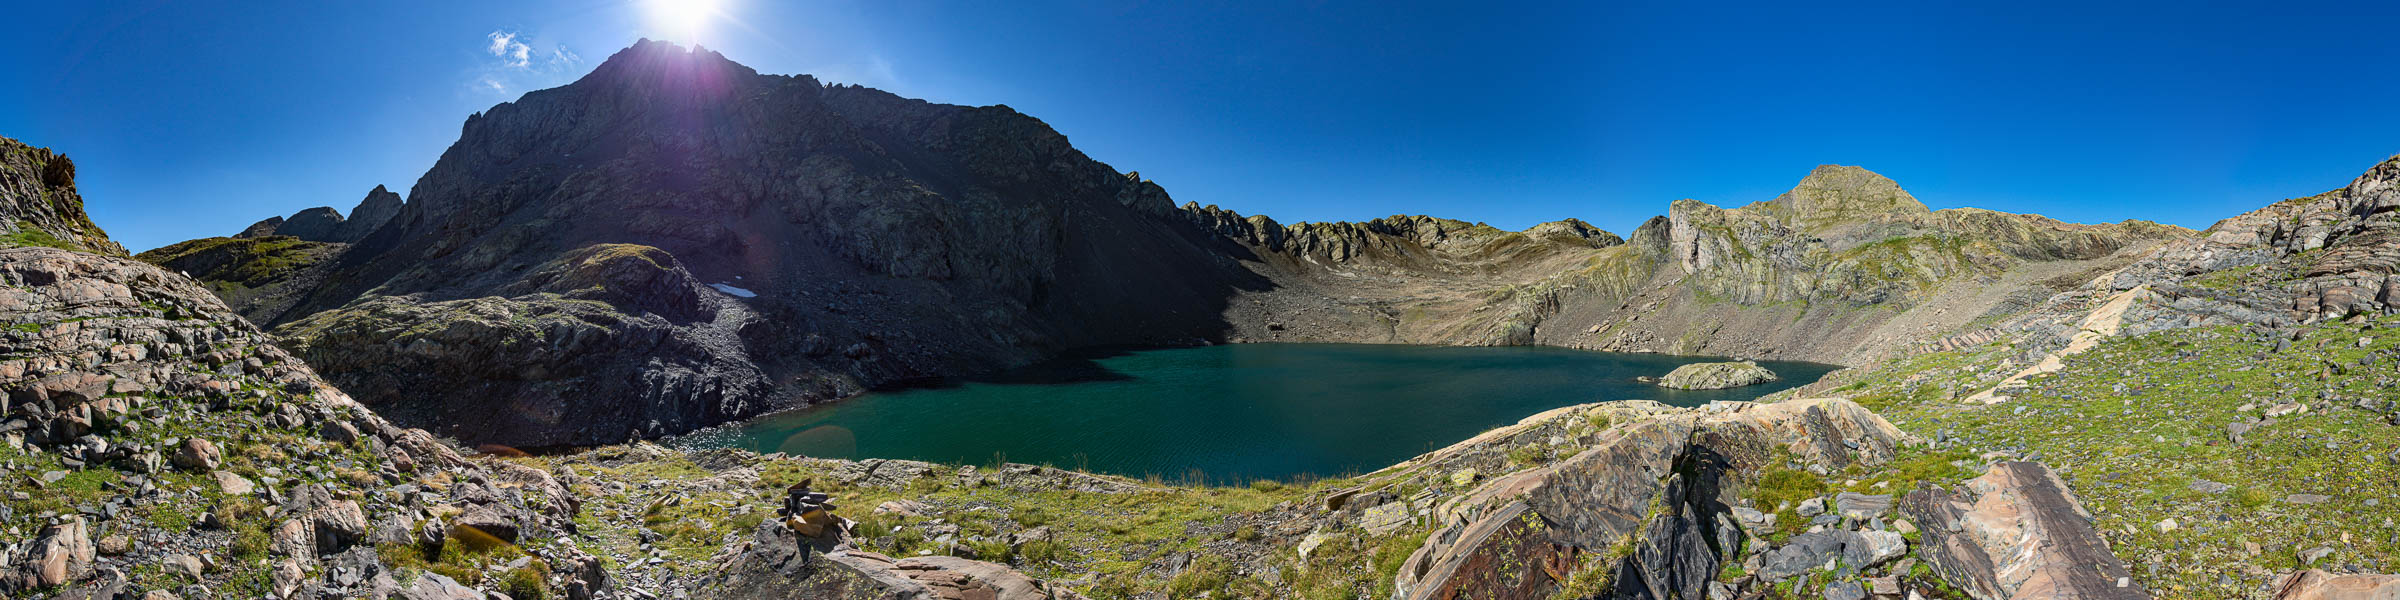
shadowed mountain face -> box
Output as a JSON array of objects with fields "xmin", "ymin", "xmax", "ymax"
[
  {"xmin": 152, "ymin": 41, "xmax": 2192, "ymax": 447},
  {"xmin": 197, "ymin": 41, "xmax": 1277, "ymax": 446}
]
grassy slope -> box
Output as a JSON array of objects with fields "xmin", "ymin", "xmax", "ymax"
[
  {"xmin": 1828, "ymin": 313, "xmax": 2400, "ymax": 598},
  {"xmin": 535, "ymin": 447, "xmax": 1437, "ymax": 599}
]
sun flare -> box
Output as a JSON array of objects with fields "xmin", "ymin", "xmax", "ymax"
[{"xmin": 643, "ymin": 0, "xmax": 723, "ymax": 44}]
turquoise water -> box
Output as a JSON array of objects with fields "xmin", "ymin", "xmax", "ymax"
[{"xmin": 683, "ymin": 344, "xmax": 1835, "ymax": 484}]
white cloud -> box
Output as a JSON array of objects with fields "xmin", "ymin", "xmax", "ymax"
[
  {"xmin": 486, "ymin": 31, "xmax": 532, "ymax": 68},
  {"xmin": 471, "ymin": 31, "xmax": 584, "ymax": 96}
]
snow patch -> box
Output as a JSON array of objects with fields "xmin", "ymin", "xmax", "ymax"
[{"xmin": 709, "ymin": 283, "xmax": 758, "ymax": 298}]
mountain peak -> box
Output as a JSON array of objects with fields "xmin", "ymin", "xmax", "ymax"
[
  {"xmin": 574, "ymin": 38, "xmax": 761, "ymax": 96},
  {"xmin": 1745, "ymin": 164, "xmax": 1928, "ymax": 230}
]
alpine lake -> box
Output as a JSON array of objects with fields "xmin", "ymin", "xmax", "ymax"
[{"xmin": 680, "ymin": 344, "xmax": 1835, "ymax": 485}]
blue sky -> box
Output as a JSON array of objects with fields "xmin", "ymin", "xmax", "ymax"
[{"xmin": 4, "ymin": 1, "xmax": 2398, "ymax": 252}]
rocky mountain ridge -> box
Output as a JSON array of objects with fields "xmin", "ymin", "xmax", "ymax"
[
  {"xmin": 154, "ymin": 40, "xmax": 1273, "ymax": 446},
  {"xmin": 235, "ymin": 186, "xmax": 404, "ymax": 245},
  {"xmin": 148, "ymin": 41, "xmax": 2207, "ymax": 446}
]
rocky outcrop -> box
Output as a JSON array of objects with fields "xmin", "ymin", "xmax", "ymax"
[
  {"xmin": 275, "ymin": 207, "xmax": 346, "ymax": 242},
  {"xmin": 1389, "ymin": 398, "xmax": 1907, "ymax": 599},
  {"xmin": 337, "ymin": 185, "xmax": 403, "ymax": 242},
  {"xmin": 2193, "ymin": 154, "xmax": 2400, "ymax": 319},
  {"xmin": 234, "ymin": 185, "xmax": 406, "ymax": 244},
  {"xmin": 0, "ymin": 141, "xmax": 606, "ymax": 600},
  {"xmin": 1901, "ymin": 462, "xmax": 2149, "ymax": 600},
  {"xmin": 1656, "ymin": 361, "xmax": 1779, "ymax": 390},
  {"xmin": 237, "ymin": 216, "xmax": 284, "ymax": 238},
  {"xmin": 0, "ymin": 137, "xmax": 125, "ymax": 255},
  {"xmin": 274, "ymin": 278, "xmax": 772, "ymax": 446},
  {"xmin": 259, "ymin": 241, "xmax": 754, "ymax": 441}
]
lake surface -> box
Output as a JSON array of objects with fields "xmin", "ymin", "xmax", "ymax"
[{"xmin": 681, "ymin": 344, "xmax": 1836, "ymax": 484}]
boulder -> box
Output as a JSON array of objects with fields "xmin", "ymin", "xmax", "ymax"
[
  {"xmin": 390, "ymin": 566, "xmax": 493, "ymax": 600},
  {"xmin": 321, "ymin": 420, "xmax": 361, "ymax": 445},
  {"xmin": 273, "ymin": 518, "xmax": 315, "ymax": 560},
  {"xmin": 19, "ymin": 516, "xmax": 95, "ymax": 588},
  {"xmin": 873, "ymin": 499, "xmax": 928, "ymax": 517},
  {"xmin": 1834, "ymin": 492, "xmax": 1893, "ymax": 520},
  {"xmin": 453, "ymin": 504, "xmax": 523, "ymax": 544},
  {"xmin": 893, "ymin": 556, "xmax": 1092, "ymax": 600},
  {"xmin": 1657, "ymin": 361, "xmax": 1780, "ymax": 390},
  {"xmin": 1756, "ymin": 530, "xmax": 1905, "ymax": 581},
  {"xmin": 2272, "ymin": 569, "xmax": 2400, "ymax": 599},
  {"xmin": 1359, "ymin": 502, "xmax": 1412, "ymax": 536},
  {"xmin": 1901, "ymin": 461, "xmax": 2149, "ymax": 599},
  {"xmin": 163, "ymin": 554, "xmax": 204, "ymax": 579},
  {"xmin": 213, "ymin": 471, "xmax": 254, "ymax": 496},
  {"xmin": 313, "ymin": 499, "xmax": 370, "ymax": 553},
  {"xmin": 710, "ymin": 518, "xmax": 1083, "ymax": 599},
  {"xmin": 171, "ymin": 437, "xmax": 220, "ymax": 472}
]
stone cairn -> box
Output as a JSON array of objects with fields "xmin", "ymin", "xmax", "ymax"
[{"xmin": 781, "ymin": 479, "xmax": 839, "ymax": 538}]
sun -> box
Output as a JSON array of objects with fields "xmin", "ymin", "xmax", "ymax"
[{"xmin": 643, "ymin": 0, "xmax": 724, "ymax": 44}]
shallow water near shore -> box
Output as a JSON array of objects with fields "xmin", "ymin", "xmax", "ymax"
[{"xmin": 681, "ymin": 343, "xmax": 1836, "ymax": 484}]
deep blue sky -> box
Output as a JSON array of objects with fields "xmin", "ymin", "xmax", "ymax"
[{"xmin": 5, "ymin": 1, "xmax": 2398, "ymax": 252}]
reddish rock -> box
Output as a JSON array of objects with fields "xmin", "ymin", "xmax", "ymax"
[
  {"xmin": 1902, "ymin": 462, "xmax": 2149, "ymax": 600},
  {"xmin": 2272, "ymin": 570, "xmax": 2400, "ymax": 600},
  {"xmin": 172, "ymin": 437, "xmax": 221, "ymax": 472}
]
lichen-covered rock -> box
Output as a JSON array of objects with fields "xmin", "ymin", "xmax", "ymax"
[{"xmin": 1657, "ymin": 361, "xmax": 1780, "ymax": 389}]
